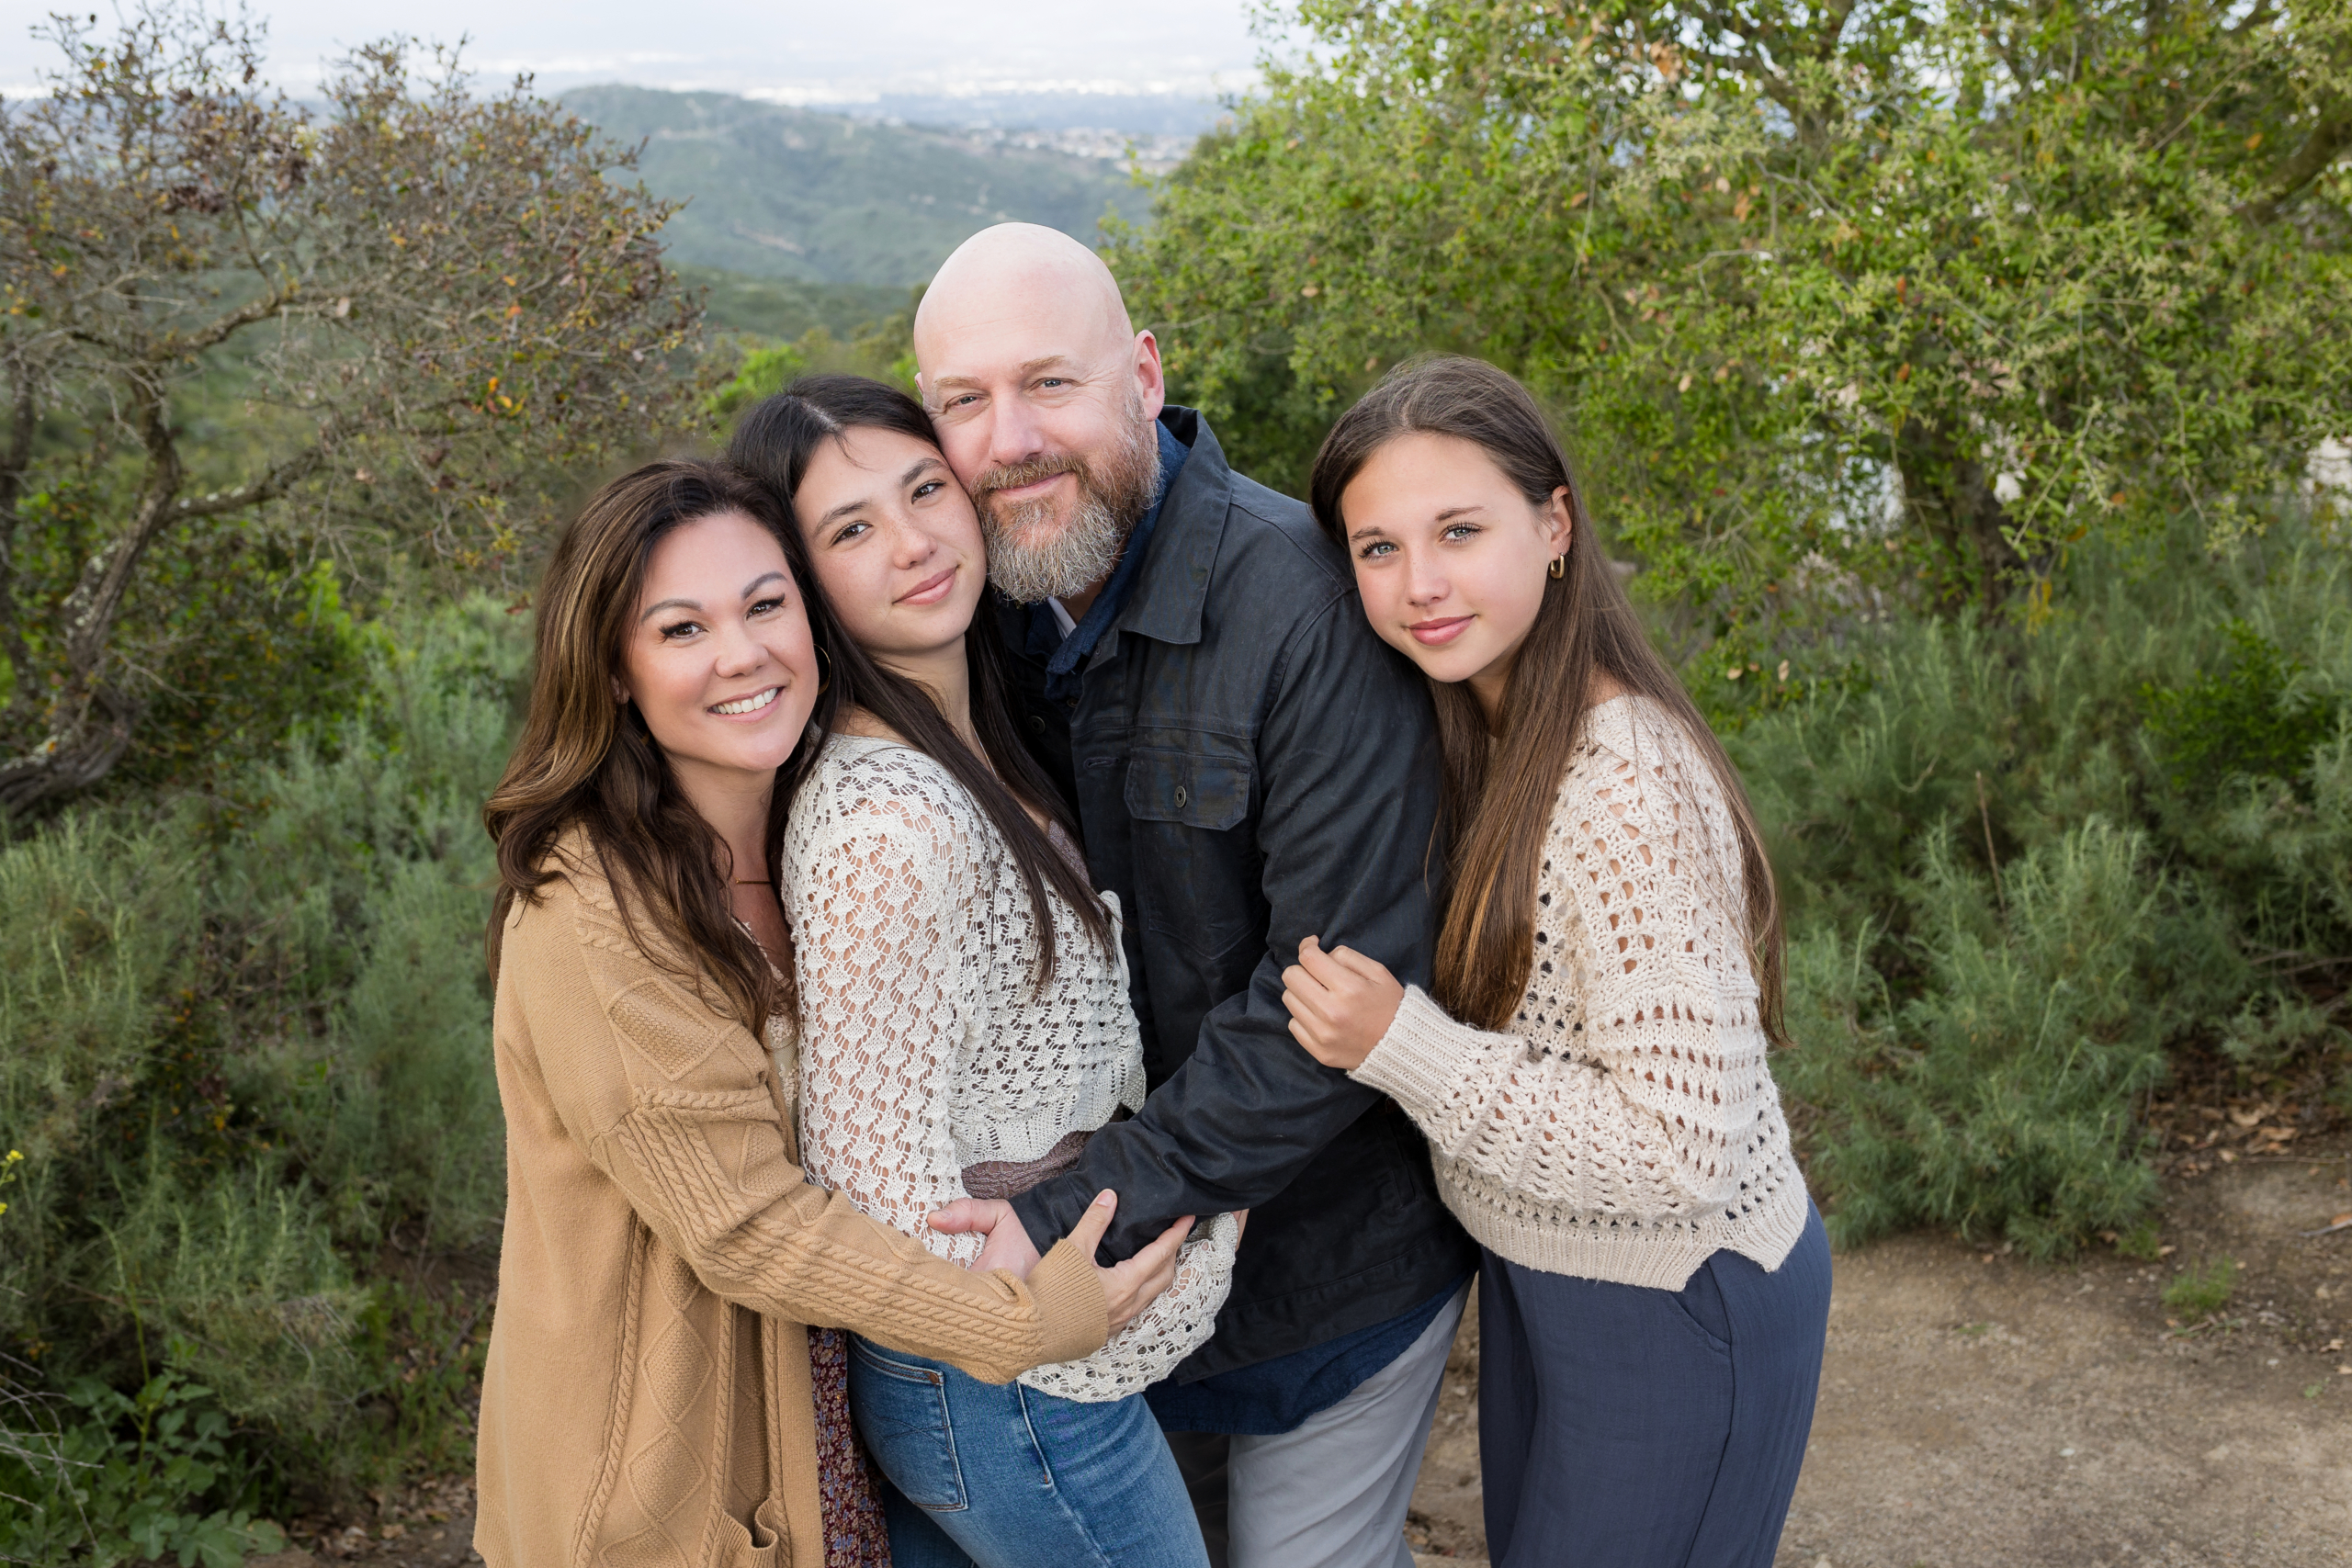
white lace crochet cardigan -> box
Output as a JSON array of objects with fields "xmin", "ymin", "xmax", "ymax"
[
  {"xmin": 783, "ymin": 732, "xmax": 1238, "ymax": 1403},
  {"xmin": 1352, "ymin": 695, "xmax": 1811, "ymax": 1291}
]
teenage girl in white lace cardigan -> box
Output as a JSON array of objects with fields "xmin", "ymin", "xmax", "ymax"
[
  {"xmin": 729, "ymin": 375, "xmax": 1239, "ymax": 1568},
  {"xmin": 1278, "ymin": 357, "xmax": 1831, "ymax": 1568}
]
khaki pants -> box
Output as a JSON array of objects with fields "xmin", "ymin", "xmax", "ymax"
[{"xmin": 1167, "ymin": 1282, "xmax": 1469, "ymax": 1568}]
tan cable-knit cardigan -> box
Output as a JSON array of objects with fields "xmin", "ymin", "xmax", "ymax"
[{"xmin": 476, "ymin": 829, "xmax": 1109, "ymax": 1568}]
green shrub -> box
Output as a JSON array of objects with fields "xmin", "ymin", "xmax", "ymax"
[
  {"xmin": 2162, "ymin": 1258, "xmax": 2240, "ymax": 1324},
  {"xmin": 1781, "ymin": 822, "xmax": 2186, "ymax": 1257},
  {"xmin": 0, "ymin": 597, "xmax": 525, "ymax": 1537},
  {"xmin": 0, "ymin": 1370, "xmax": 288, "ymax": 1568},
  {"xmin": 1756, "ymin": 512, "xmax": 2352, "ymax": 1255}
]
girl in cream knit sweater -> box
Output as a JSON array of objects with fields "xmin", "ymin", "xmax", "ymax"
[{"xmin": 1281, "ymin": 358, "xmax": 1831, "ymax": 1568}]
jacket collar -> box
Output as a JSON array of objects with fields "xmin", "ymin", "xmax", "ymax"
[{"xmin": 1114, "ymin": 406, "xmax": 1233, "ymax": 649}]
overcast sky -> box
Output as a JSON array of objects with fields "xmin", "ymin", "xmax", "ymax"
[{"xmin": 0, "ymin": 1, "xmax": 1268, "ymax": 107}]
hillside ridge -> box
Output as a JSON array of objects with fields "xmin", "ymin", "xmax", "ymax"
[{"xmin": 560, "ymin": 84, "xmax": 1159, "ymax": 287}]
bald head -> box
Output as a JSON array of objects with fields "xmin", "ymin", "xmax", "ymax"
[
  {"xmin": 914, "ymin": 222, "xmax": 1135, "ymax": 370},
  {"xmin": 912, "ymin": 223, "xmax": 1169, "ymax": 606}
]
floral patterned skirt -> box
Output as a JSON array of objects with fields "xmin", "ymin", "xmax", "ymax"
[{"xmin": 808, "ymin": 1325, "xmax": 893, "ymax": 1568}]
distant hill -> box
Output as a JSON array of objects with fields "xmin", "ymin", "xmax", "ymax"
[{"xmin": 560, "ymin": 85, "xmax": 1157, "ymax": 288}]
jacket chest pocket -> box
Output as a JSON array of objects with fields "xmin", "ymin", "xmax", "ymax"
[
  {"xmin": 1123, "ymin": 748, "xmax": 1251, "ymax": 831},
  {"xmin": 1122, "ymin": 748, "xmax": 1258, "ymax": 964}
]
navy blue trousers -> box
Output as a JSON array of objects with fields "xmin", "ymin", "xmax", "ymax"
[{"xmin": 1479, "ymin": 1204, "xmax": 1832, "ymax": 1568}]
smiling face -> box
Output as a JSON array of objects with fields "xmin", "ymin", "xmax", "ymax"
[
  {"xmin": 788, "ymin": 423, "xmax": 988, "ymax": 677},
  {"xmin": 619, "ymin": 509, "xmax": 820, "ymax": 790},
  {"xmin": 1340, "ymin": 431, "xmax": 1573, "ymax": 717},
  {"xmin": 914, "ymin": 223, "xmax": 1167, "ymax": 604}
]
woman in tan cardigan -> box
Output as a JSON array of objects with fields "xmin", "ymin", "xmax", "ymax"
[{"xmin": 477, "ymin": 459, "xmax": 1193, "ymax": 1568}]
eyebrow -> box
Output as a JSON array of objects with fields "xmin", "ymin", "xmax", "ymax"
[
  {"xmin": 639, "ymin": 570, "xmax": 788, "ymax": 623},
  {"xmin": 924, "ymin": 354, "xmax": 1081, "ymax": 392},
  {"xmin": 814, "ymin": 457, "xmax": 945, "ymax": 529}
]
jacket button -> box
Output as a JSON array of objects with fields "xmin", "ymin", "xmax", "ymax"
[{"xmin": 1173, "ymin": 784, "xmax": 1190, "ymax": 808}]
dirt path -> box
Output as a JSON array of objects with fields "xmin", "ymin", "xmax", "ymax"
[
  {"xmin": 1409, "ymin": 1152, "xmax": 2352, "ymax": 1568},
  {"xmin": 278, "ymin": 1156, "xmax": 2352, "ymax": 1568}
]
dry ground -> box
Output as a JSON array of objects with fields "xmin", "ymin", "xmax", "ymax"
[
  {"xmin": 1408, "ymin": 1148, "xmax": 2352, "ymax": 1568},
  {"xmin": 263, "ymin": 1150, "xmax": 2352, "ymax": 1568}
]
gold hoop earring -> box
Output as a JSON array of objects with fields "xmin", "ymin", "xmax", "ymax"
[
  {"xmin": 813, "ymin": 645, "xmax": 832, "ymax": 696},
  {"xmin": 1548, "ymin": 553, "xmax": 1567, "ymax": 580}
]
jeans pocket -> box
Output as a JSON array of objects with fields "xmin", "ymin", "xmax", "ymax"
[
  {"xmin": 848, "ymin": 1339, "xmax": 968, "ymax": 1513},
  {"xmin": 1667, "ymin": 1257, "xmax": 1735, "ymax": 1356}
]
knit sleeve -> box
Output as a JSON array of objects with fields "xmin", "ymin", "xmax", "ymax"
[
  {"xmin": 783, "ymin": 761, "xmax": 980, "ymax": 1265},
  {"xmin": 1023, "ymin": 1211, "xmax": 1239, "ymax": 1402},
  {"xmin": 504, "ymin": 884, "xmax": 1108, "ymax": 1383},
  {"xmin": 1351, "ymin": 719, "xmax": 1767, "ymax": 1217}
]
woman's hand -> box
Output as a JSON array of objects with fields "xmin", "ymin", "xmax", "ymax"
[
  {"xmin": 935, "ymin": 1190, "xmax": 1196, "ymax": 1334},
  {"xmin": 1280, "ymin": 935, "xmax": 1405, "ymax": 1071},
  {"xmin": 1068, "ymin": 1190, "xmax": 1195, "ymax": 1334}
]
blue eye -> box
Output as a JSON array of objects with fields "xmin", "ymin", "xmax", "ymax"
[
  {"xmin": 1357, "ymin": 540, "xmax": 1396, "ymax": 559},
  {"xmin": 1442, "ymin": 524, "xmax": 1480, "ymax": 542}
]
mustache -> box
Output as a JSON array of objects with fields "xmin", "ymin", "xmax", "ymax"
[{"xmin": 971, "ymin": 454, "xmax": 1086, "ymax": 496}]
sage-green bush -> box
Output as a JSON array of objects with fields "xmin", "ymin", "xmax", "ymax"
[
  {"xmin": 1753, "ymin": 514, "xmax": 2351, "ymax": 1254},
  {"xmin": 0, "ymin": 598, "xmax": 524, "ymax": 1546}
]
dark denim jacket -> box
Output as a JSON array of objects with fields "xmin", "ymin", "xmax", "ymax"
[{"xmin": 1001, "ymin": 408, "xmax": 1476, "ymax": 1379}]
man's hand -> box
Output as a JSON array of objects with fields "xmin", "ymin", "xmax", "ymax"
[
  {"xmin": 929, "ymin": 1197, "xmax": 1044, "ymax": 1278},
  {"xmin": 1280, "ymin": 934, "xmax": 1406, "ymax": 1071}
]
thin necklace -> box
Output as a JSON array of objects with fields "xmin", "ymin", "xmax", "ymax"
[{"xmin": 733, "ymin": 878, "xmax": 770, "ymax": 886}]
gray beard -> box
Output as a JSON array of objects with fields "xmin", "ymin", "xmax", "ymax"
[{"xmin": 975, "ymin": 409, "xmax": 1161, "ymax": 605}]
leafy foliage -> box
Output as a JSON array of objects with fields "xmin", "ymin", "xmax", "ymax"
[
  {"xmin": 1756, "ymin": 513, "xmax": 2352, "ymax": 1252},
  {"xmin": 0, "ymin": 6, "xmax": 702, "ymax": 815},
  {"xmin": 0, "ymin": 1370, "xmax": 287, "ymax": 1568},
  {"xmin": 0, "ymin": 598, "xmax": 524, "ymax": 1534},
  {"xmin": 1115, "ymin": 0, "xmax": 2352, "ymax": 639}
]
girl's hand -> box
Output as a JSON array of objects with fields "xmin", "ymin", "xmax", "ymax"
[
  {"xmin": 1280, "ymin": 936, "xmax": 1405, "ymax": 1071},
  {"xmin": 1069, "ymin": 1190, "xmax": 1196, "ymax": 1334}
]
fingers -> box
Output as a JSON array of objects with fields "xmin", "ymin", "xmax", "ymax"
[
  {"xmin": 927, "ymin": 1197, "xmax": 1004, "ymax": 1235},
  {"xmin": 1295, "ymin": 935, "xmax": 1350, "ymax": 987},
  {"xmin": 1279, "ymin": 965, "xmax": 1329, "ymax": 1021},
  {"xmin": 1232, "ymin": 1209, "xmax": 1250, "ymax": 1239},
  {"xmin": 1064, "ymin": 1188, "xmax": 1118, "ymax": 1256},
  {"xmin": 1327, "ymin": 943, "xmax": 1396, "ymax": 985},
  {"xmin": 1130, "ymin": 1213, "xmax": 1197, "ymax": 1274}
]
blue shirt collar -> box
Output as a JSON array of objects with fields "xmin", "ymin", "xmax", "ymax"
[{"xmin": 1027, "ymin": 420, "xmax": 1190, "ymax": 701}]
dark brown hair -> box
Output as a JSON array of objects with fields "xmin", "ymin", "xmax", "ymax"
[
  {"xmin": 726, "ymin": 374, "xmax": 1113, "ymax": 983},
  {"xmin": 1309, "ymin": 355, "xmax": 1786, "ymax": 1040},
  {"xmin": 482, "ymin": 458, "xmax": 842, "ymax": 1027}
]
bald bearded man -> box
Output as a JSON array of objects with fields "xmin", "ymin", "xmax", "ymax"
[{"xmin": 916, "ymin": 225, "xmax": 1477, "ymax": 1568}]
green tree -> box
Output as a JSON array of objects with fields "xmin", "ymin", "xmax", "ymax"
[
  {"xmin": 1119, "ymin": 0, "xmax": 2352, "ymax": 637},
  {"xmin": 0, "ymin": 5, "xmax": 701, "ymax": 816}
]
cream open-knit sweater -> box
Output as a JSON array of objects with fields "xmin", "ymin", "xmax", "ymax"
[
  {"xmin": 784, "ymin": 732, "xmax": 1238, "ymax": 1403},
  {"xmin": 1352, "ymin": 694, "xmax": 1810, "ymax": 1290}
]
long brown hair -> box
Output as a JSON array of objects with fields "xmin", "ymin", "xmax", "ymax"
[
  {"xmin": 482, "ymin": 458, "xmax": 843, "ymax": 1027},
  {"xmin": 1309, "ymin": 356, "xmax": 1786, "ymax": 1041},
  {"xmin": 726, "ymin": 374, "xmax": 1113, "ymax": 984}
]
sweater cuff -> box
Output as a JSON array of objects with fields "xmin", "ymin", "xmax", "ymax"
[
  {"xmin": 1023, "ymin": 1235, "xmax": 1112, "ymax": 1370},
  {"xmin": 1351, "ymin": 985, "xmax": 1482, "ymax": 1120}
]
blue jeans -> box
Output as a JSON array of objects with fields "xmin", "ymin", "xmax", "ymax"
[
  {"xmin": 849, "ymin": 1336, "xmax": 1210, "ymax": 1568},
  {"xmin": 1478, "ymin": 1204, "xmax": 1834, "ymax": 1568}
]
